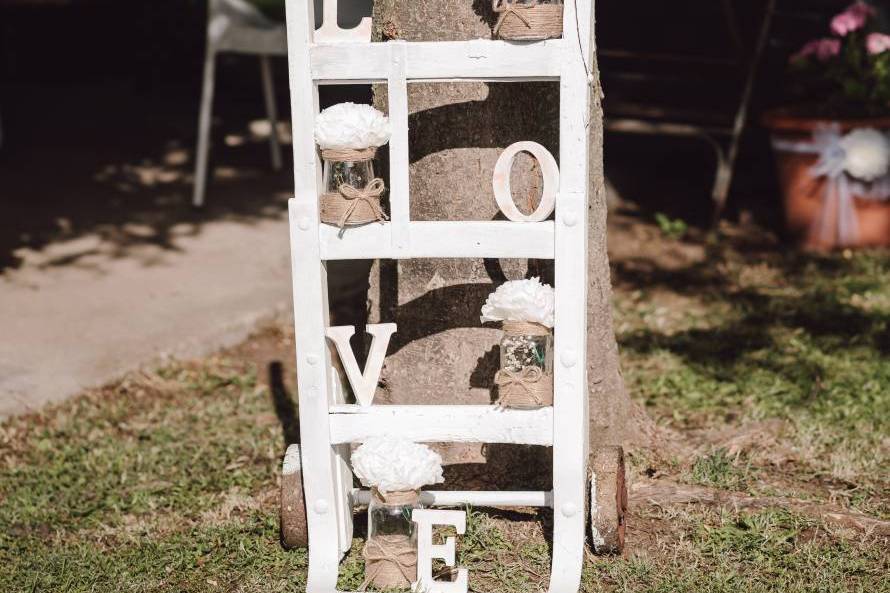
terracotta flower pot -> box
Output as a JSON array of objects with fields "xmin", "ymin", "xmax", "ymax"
[{"xmin": 763, "ymin": 108, "xmax": 890, "ymax": 251}]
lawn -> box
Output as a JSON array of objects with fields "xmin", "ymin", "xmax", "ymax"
[{"xmin": 1, "ymin": 216, "xmax": 888, "ymax": 592}]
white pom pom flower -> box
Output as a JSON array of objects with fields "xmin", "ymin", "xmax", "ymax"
[
  {"xmin": 351, "ymin": 437, "xmax": 444, "ymax": 494},
  {"xmin": 480, "ymin": 277, "xmax": 555, "ymax": 328},
  {"xmin": 314, "ymin": 102, "xmax": 392, "ymax": 150},
  {"xmin": 840, "ymin": 128, "xmax": 890, "ymax": 182}
]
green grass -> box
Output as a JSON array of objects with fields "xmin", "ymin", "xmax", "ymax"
[
  {"xmin": 617, "ymin": 248, "xmax": 890, "ymax": 516},
  {"xmin": 1, "ymin": 236, "xmax": 888, "ymax": 592},
  {"xmin": 583, "ymin": 507, "xmax": 887, "ymax": 593}
]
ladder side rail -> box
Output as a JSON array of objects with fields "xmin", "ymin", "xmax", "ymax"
[
  {"xmin": 284, "ymin": 0, "xmax": 350, "ymax": 590},
  {"xmin": 549, "ymin": 0, "xmax": 594, "ymax": 591},
  {"xmin": 387, "ymin": 41, "xmax": 411, "ymax": 255}
]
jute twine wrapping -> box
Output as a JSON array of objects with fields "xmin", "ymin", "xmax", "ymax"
[
  {"xmin": 319, "ymin": 146, "xmax": 387, "ymax": 229},
  {"xmin": 493, "ymin": 0, "xmax": 563, "ymax": 40},
  {"xmin": 321, "ymin": 147, "xmax": 376, "ymax": 162},
  {"xmin": 320, "ymin": 178, "xmax": 389, "ymax": 229},
  {"xmin": 502, "ymin": 320, "xmax": 551, "ymax": 336},
  {"xmin": 496, "ymin": 321, "xmax": 553, "ymax": 409},
  {"xmin": 360, "ymin": 489, "xmax": 420, "ymax": 591}
]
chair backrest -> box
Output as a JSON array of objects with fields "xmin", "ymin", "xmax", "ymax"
[{"xmin": 210, "ymin": 0, "xmax": 275, "ymax": 28}]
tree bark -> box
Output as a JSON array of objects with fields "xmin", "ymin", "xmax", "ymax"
[{"xmin": 367, "ymin": 1, "xmax": 643, "ymax": 466}]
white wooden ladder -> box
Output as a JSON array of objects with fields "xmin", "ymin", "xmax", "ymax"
[{"xmin": 284, "ymin": 1, "xmax": 595, "ymax": 591}]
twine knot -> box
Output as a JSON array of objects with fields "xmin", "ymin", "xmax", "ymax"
[
  {"xmin": 491, "ymin": 0, "xmax": 562, "ymax": 40},
  {"xmin": 495, "ymin": 365, "xmax": 551, "ymax": 409},
  {"xmin": 336, "ymin": 178, "xmax": 388, "ymax": 229},
  {"xmin": 493, "ymin": 0, "xmax": 533, "ymax": 35}
]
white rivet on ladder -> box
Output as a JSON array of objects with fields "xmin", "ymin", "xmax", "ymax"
[
  {"xmin": 314, "ymin": 499, "xmax": 329, "ymax": 514},
  {"xmin": 306, "ymin": 353, "xmax": 319, "ymax": 366},
  {"xmin": 562, "ymin": 211, "xmax": 578, "ymax": 227},
  {"xmin": 561, "ymin": 502, "xmax": 578, "ymax": 517},
  {"xmin": 561, "ymin": 350, "xmax": 578, "ymax": 367},
  {"xmin": 298, "ymin": 217, "xmax": 311, "ymax": 230}
]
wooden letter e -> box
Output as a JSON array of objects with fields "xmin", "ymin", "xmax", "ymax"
[
  {"xmin": 325, "ymin": 323, "xmax": 396, "ymax": 407},
  {"xmin": 412, "ymin": 509, "xmax": 469, "ymax": 593}
]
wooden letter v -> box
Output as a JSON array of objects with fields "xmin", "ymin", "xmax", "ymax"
[{"xmin": 325, "ymin": 323, "xmax": 397, "ymax": 407}]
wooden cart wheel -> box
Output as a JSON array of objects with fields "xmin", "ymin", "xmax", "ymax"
[
  {"xmin": 588, "ymin": 445, "xmax": 627, "ymax": 555},
  {"xmin": 280, "ymin": 444, "xmax": 309, "ymax": 549}
]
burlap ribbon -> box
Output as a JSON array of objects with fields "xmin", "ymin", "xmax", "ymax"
[
  {"xmin": 492, "ymin": 0, "xmax": 563, "ymax": 39},
  {"xmin": 320, "ymin": 178, "xmax": 389, "ymax": 229},
  {"xmin": 495, "ymin": 365, "xmax": 553, "ymax": 409},
  {"xmin": 360, "ymin": 489, "xmax": 420, "ymax": 591},
  {"xmin": 772, "ymin": 125, "xmax": 890, "ymax": 247}
]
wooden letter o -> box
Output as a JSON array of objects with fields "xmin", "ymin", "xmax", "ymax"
[{"xmin": 492, "ymin": 141, "xmax": 559, "ymax": 222}]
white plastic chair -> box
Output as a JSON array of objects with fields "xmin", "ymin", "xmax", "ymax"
[{"xmin": 193, "ymin": 0, "xmax": 287, "ymax": 207}]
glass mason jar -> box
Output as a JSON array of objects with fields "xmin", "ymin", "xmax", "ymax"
[
  {"xmin": 500, "ymin": 328, "xmax": 553, "ymax": 374},
  {"xmin": 496, "ymin": 321, "xmax": 554, "ymax": 408},
  {"xmin": 365, "ymin": 488, "xmax": 422, "ymax": 589},
  {"xmin": 323, "ymin": 158, "xmax": 375, "ymax": 195},
  {"xmin": 319, "ymin": 148, "xmax": 387, "ymax": 228}
]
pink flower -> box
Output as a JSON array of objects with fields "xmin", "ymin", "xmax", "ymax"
[
  {"xmin": 791, "ymin": 38, "xmax": 842, "ymax": 63},
  {"xmin": 866, "ymin": 32, "xmax": 890, "ymax": 55},
  {"xmin": 830, "ymin": 1, "xmax": 876, "ymax": 37}
]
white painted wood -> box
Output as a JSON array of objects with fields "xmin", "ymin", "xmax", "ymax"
[
  {"xmin": 412, "ymin": 510, "xmax": 469, "ymax": 593},
  {"xmin": 194, "ymin": 0, "xmax": 288, "ymax": 207},
  {"xmin": 328, "ymin": 405, "xmax": 554, "ymax": 446},
  {"xmin": 283, "ymin": 0, "xmax": 345, "ymax": 589},
  {"xmin": 310, "ymin": 39, "xmax": 564, "ymax": 83},
  {"xmin": 493, "ymin": 141, "xmax": 559, "ymax": 222},
  {"xmin": 387, "ymin": 42, "xmax": 411, "ymax": 255},
  {"xmin": 314, "ymin": 0, "xmax": 372, "ymax": 43},
  {"xmin": 325, "ymin": 323, "xmax": 397, "ymax": 407},
  {"xmin": 260, "ymin": 55, "xmax": 283, "ymax": 172},
  {"xmin": 285, "ymin": 0, "xmax": 596, "ymax": 590},
  {"xmin": 193, "ymin": 29, "xmax": 217, "ymax": 208},
  {"xmin": 317, "ymin": 220, "xmax": 556, "ymax": 260},
  {"xmin": 353, "ymin": 489, "xmax": 553, "ymax": 508},
  {"xmin": 547, "ymin": 0, "xmax": 594, "ymax": 591}
]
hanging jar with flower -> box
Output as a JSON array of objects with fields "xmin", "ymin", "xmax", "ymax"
[
  {"xmin": 492, "ymin": 0, "xmax": 564, "ymax": 41},
  {"xmin": 314, "ymin": 102, "xmax": 392, "ymax": 230},
  {"xmin": 481, "ymin": 277, "xmax": 555, "ymax": 409},
  {"xmin": 351, "ymin": 436, "xmax": 445, "ymax": 591}
]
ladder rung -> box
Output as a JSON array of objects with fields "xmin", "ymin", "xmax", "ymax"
[
  {"xmin": 318, "ymin": 220, "xmax": 555, "ymax": 260},
  {"xmin": 311, "ymin": 39, "xmax": 564, "ymax": 83},
  {"xmin": 329, "ymin": 405, "xmax": 553, "ymax": 446},
  {"xmin": 353, "ymin": 489, "xmax": 552, "ymax": 508}
]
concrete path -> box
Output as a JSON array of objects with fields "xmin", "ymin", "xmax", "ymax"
[{"xmin": 0, "ymin": 215, "xmax": 292, "ymax": 417}]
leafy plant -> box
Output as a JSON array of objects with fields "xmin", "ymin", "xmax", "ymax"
[
  {"xmin": 787, "ymin": 1, "xmax": 890, "ymax": 117},
  {"xmin": 655, "ymin": 212, "xmax": 688, "ymax": 239}
]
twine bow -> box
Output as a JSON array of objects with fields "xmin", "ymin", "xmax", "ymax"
[
  {"xmin": 336, "ymin": 178, "xmax": 389, "ymax": 229},
  {"xmin": 492, "ymin": 0, "xmax": 534, "ymax": 35},
  {"xmin": 359, "ymin": 535, "xmax": 417, "ymax": 591},
  {"xmin": 495, "ymin": 366, "xmax": 548, "ymax": 408},
  {"xmin": 772, "ymin": 124, "xmax": 890, "ymax": 247}
]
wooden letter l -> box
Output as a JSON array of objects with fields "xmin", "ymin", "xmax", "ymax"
[{"xmin": 325, "ymin": 323, "xmax": 396, "ymax": 407}]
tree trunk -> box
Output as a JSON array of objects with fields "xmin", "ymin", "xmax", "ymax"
[{"xmin": 367, "ymin": 1, "xmax": 643, "ymax": 469}]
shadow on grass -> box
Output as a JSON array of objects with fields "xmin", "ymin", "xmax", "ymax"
[{"xmin": 616, "ymin": 241, "xmax": 890, "ymax": 417}]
